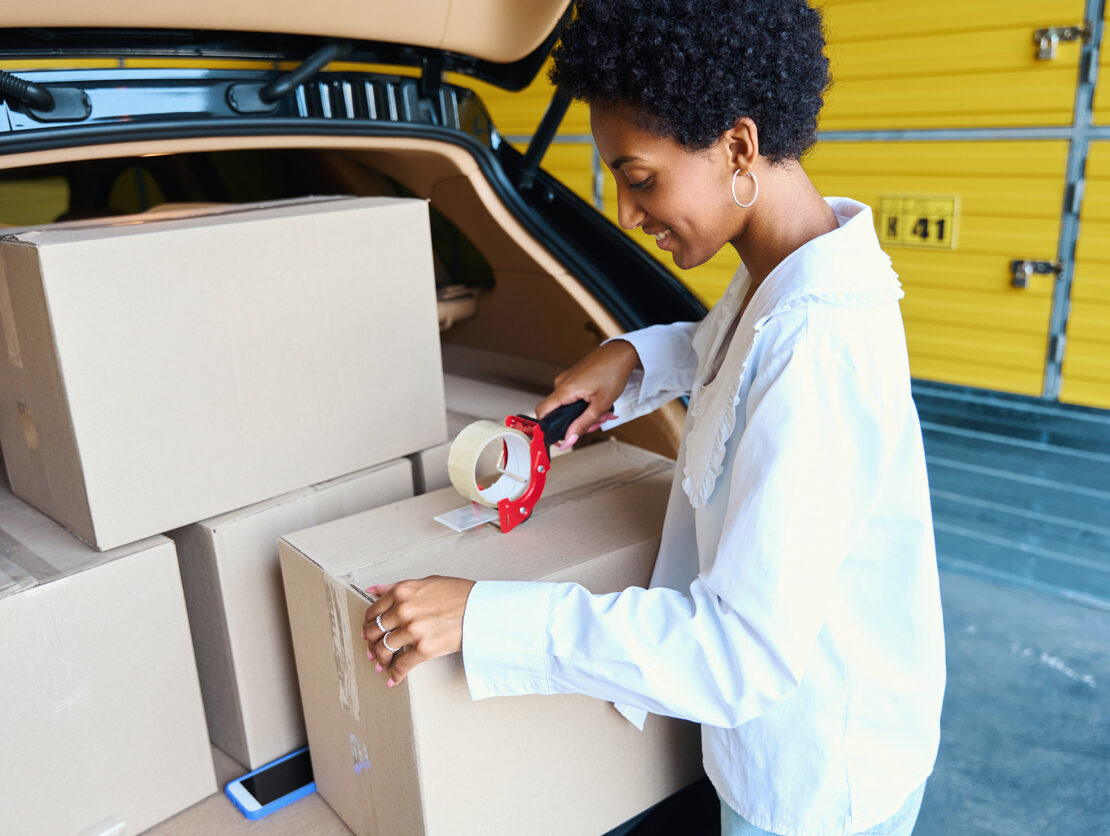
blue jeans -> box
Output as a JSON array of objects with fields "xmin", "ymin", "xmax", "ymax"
[{"xmin": 720, "ymin": 783, "xmax": 926, "ymax": 836}]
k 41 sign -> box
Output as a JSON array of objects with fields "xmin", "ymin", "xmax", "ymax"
[{"xmin": 878, "ymin": 195, "xmax": 959, "ymax": 250}]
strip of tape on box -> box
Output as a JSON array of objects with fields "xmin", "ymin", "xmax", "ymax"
[
  {"xmin": 327, "ymin": 574, "xmax": 361, "ymax": 721},
  {"xmin": 0, "ymin": 527, "xmax": 65, "ymax": 599}
]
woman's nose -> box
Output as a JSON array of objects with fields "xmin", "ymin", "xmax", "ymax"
[{"xmin": 616, "ymin": 187, "xmax": 646, "ymax": 231}]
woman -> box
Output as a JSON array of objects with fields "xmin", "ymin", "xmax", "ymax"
[{"xmin": 362, "ymin": 2, "xmax": 946, "ymax": 834}]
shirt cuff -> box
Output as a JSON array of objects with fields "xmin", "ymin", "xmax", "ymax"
[
  {"xmin": 462, "ymin": 580, "xmax": 558, "ymax": 700},
  {"xmin": 601, "ymin": 325, "xmax": 696, "ymax": 425},
  {"xmin": 602, "ymin": 333, "xmax": 658, "ymax": 411}
]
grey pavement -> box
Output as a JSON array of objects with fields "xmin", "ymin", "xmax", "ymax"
[{"xmin": 915, "ymin": 571, "xmax": 1110, "ymax": 836}]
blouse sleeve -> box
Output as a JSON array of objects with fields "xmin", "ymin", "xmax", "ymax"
[
  {"xmin": 600, "ymin": 322, "xmax": 700, "ymax": 428},
  {"xmin": 461, "ymin": 307, "xmax": 895, "ymax": 727}
]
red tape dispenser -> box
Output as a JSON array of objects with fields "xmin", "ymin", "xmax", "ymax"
[{"xmin": 436, "ymin": 400, "xmax": 589, "ymax": 533}]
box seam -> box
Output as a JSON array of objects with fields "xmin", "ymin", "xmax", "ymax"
[
  {"xmin": 210, "ymin": 526, "xmax": 253, "ymax": 762},
  {"xmin": 36, "ymin": 254, "xmax": 98, "ymax": 546}
]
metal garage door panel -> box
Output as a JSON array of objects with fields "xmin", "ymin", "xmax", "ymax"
[
  {"xmin": 821, "ymin": 0, "xmax": 1084, "ymax": 130},
  {"xmin": 1061, "ymin": 142, "xmax": 1110, "ymax": 408},
  {"xmin": 1089, "ymin": 5, "xmax": 1110, "ymax": 122},
  {"xmin": 804, "ymin": 140, "xmax": 1066, "ymax": 395}
]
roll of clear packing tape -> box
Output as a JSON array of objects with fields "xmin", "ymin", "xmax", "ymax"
[{"xmin": 447, "ymin": 420, "xmax": 534, "ymax": 507}]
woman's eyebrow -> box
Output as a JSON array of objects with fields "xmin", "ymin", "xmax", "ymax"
[{"xmin": 610, "ymin": 155, "xmax": 642, "ymax": 169}]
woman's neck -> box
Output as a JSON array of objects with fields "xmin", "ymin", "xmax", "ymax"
[{"xmin": 729, "ymin": 162, "xmax": 838, "ymax": 288}]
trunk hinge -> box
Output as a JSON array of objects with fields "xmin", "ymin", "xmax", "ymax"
[
  {"xmin": 420, "ymin": 54, "xmax": 444, "ymax": 100},
  {"xmin": 228, "ymin": 41, "xmax": 352, "ymax": 114},
  {"xmin": 518, "ymin": 93, "xmax": 571, "ymax": 193}
]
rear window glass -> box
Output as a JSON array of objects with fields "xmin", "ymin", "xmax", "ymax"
[{"xmin": 0, "ymin": 176, "xmax": 68, "ymax": 227}]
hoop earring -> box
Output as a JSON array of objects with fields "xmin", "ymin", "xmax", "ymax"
[{"xmin": 731, "ymin": 169, "xmax": 758, "ymax": 209}]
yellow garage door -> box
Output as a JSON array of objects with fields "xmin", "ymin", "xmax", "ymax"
[
  {"xmin": 1064, "ymin": 141, "xmax": 1110, "ymax": 408},
  {"xmin": 1066, "ymin": 6, "xmax": 1110, "ymax": 409},
  {"xmin": 812, "ymin": 0, "xmax": 1094, "ymax": 400},
  {"xmin": 804, "ymin": 141, "xmax": 1067, "ymax": 395},
  {"xmin": 821, "ymin": 0, "xmax": 1086, "ymax": 130},
  {"xmin": 459, "ymin": 3, "xmax": 1105, "ymax": 404}
]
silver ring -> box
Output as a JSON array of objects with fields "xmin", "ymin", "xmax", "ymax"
[
  {"xmin": 382, "ymin": 631, "xmax": 399, "ymax": 653},
  {"xmin": 375, "ymin": 614, "xmax": 387, "ymax": 633}
]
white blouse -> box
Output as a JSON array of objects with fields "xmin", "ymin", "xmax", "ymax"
[{"xmin": 462, "ymin": 198, "xmax": 946, "ymax": 836}]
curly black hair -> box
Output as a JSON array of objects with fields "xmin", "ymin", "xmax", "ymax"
[{"xmin": 549, "ymin": 0, "xmax": 830, "ymax": 162}]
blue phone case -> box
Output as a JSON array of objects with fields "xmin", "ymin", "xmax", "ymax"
[{"xmin": 224, "ymin": 746, "xmax": 316, "ymax": 820}]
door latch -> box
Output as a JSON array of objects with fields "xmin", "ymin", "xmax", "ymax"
[
  {"xmin": 1034, "ymin": 24, "xmax": 1090, "ymax": 60},
  {"xmin": 1010, "ymin": 259, "xmax": 1062, "ymax": 289}
]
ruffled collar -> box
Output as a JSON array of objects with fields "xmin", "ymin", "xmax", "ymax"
[{"xmin": 681, "ymin": 198, "xmax": 904, "ymax": 508}]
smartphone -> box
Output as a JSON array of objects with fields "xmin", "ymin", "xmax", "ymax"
[{"xmin": 224, "ymin": 746, "xmax": 315, "ymax": 820}]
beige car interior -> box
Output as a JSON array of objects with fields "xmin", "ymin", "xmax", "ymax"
[
  {"xmin": 6, "ymin": 0, "xmax": 572, "ymax": 65},
  {"xmin": 0, "ymin": 135, "xmax": 684, "ymax": 457}
]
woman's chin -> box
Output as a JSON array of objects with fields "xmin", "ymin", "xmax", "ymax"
[{"xmin": 671, "ymin": 246, "xmax": 715, "ymax": 271}]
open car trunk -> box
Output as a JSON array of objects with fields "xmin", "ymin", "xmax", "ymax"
[{"xmin": 0, "ymin": 135, "xmax": 687, "ymax": 457}]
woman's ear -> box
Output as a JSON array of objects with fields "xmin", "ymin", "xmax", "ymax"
[{"xmin": 724, "ymin": 117, "xmax": 760, "ymax": 172}]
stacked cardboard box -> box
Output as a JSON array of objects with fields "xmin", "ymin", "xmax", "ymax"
[
  {"xmin": 0, "ymin": 196, "xmax": 446, "ymax": 551},
  {"xmin": 0, "ymin": 196, "xmax": 450, "ymax": 829},
  {"xmin": 168, "ymin": 459, "xmax": 417, "ymax": 769},
  {"xmin": 0, "ymin": 480, "xmax": 216, "ymax": 835},
  {"xmin": 162, "ymin": 369, "xmax": 545, "ymax": 769},
  {"xmin": 280, "ymin": 440, "xmax": 703, "ymax": 836},
  {"xmin": 0, "ymin": 194, "xmax": 701, "ymax": 833}
]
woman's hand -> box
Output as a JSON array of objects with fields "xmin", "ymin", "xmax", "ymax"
[
  {"xmin": 362, "ymin": 576, "xmax": 476, "ymax": 687},
  {"xmin": 535, "ymin": 339, "xmax": 641, "ymax": 448}
]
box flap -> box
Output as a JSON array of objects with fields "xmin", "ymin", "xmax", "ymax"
[
  {"xmin": 280, "ymin": 441, "xmax": 674, "ymax": 589},
  {"xmin": 0, "ymin": 196, "xmax": 408, "ymax": 247},
  {"xmin": 0, "ymin": 478, "xmax": 169, "ymax": 597}
]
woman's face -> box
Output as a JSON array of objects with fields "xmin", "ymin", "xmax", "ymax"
[{"xmin": 591, "ymin": 102, "xmax": 744, "ymax": 270}]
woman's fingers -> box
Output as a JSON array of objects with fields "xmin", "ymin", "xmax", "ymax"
[
  {"xmin": 561, "ymin": 403, "xmax": 609, "ymax": 448},
  {"xmin": 360, "ymin": 576, "xmax": 475, "ymax": 685},
  {"xmin": 361, "ymin": 586, "xmax": 395, "ymax": 641},
  {"xmin": 386, "ymin": 645, "xmax": 425, "ymax": 686},
  {"xmin": 586, "ymin": 411, "xmax": 618, "ymax": 434},
  {"xmin": 536, "ymin": 340, "xmax": 641, "ymax": 446},
  {"xmin": 370, "ymin": 623, "xmax": 415, "ymax": 676}
]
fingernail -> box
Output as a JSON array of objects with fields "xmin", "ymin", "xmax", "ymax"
[
  {"xmin": 375, "ymin": 663, "xmax": 382, "ymax": 673},
  {"xmin": 563, "ymin": 433, "xmax": 579, "ymax": 448},
  {"xmin": 365, "ymin": 585, "xmax": 378, "ymax": 594},
  {"xmin": 361, "ymin": 629, "xmax": 366, "ymax": 639},
  {"xmin": 387, "ymin": 679, "xmax": 395, "ymax": 688},
  {"xmin": 366, "ymin": 649, "xmax": 372, "ymax": 661}
]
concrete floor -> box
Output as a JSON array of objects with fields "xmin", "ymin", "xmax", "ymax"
[{"xmin": 915, "ymin": 571, "xmax": 1110, "ymax": 836}]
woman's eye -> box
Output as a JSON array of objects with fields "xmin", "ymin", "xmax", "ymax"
[{"xmin": 628, "ymin": 178, "xmax": 652, "ymax": 191}]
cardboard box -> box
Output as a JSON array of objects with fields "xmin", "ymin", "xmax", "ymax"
[
  {"xmin": 279, "ymin": 441, "xmax": 703, "ymax": 836},
  {"xmin": 0, "ymin": 484, "xmax": 216, "ymax": 835},
  {"xmin": 169, "ymin": 458, "xmax": 416, "ymax": 769},
  {"xmin": 0, "ymin": 197, "xmax": 446, "ymax": 549}
]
